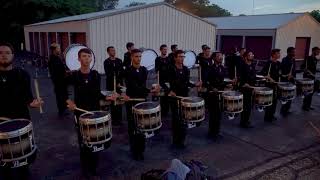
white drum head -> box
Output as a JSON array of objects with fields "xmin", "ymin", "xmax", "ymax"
[
  {"xmin": 141, "ymin": 49, "xmax": 158, "ymax": 71},
  {"xmin": 184, "ymin": 50, "xmax": 196, "ymax": 69},
  {"xmin": 65, "ymin": 44, "xmax": 95, "ymax": 71}
]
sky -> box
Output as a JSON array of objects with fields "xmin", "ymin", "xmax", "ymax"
[{"xmin": 118, "ymin": 0, "xmax": 320, "ymax": 15}]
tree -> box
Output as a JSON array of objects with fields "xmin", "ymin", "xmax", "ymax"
[
  {"xmin": 164, "ymin": 0, "xmax": 231, "ymax": 17},
  {"xmin": 126, "ymin": 2, "xmax": 147, "ymax": 7},
  {"xmin": 310, "ymin": 10, "xmax": 320, "ymax": 23},
  {"xmin": 96, "ymin": 0, "xmax": 119, "ymax": 10}
]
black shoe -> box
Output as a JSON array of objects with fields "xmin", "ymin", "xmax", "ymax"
[
  {"xmin": 309, "ymin": 107, "xmax": 315, "ymax": 110},
  {"xmin": 240, "ymin": 124, "xmax": 254, "ymax": 129},
  {"xmin": 212, "ymin": 134, "xmax": 223, "ymax": 141},
  {"xmin": 302, "ymin": 107, "xmax": 310, "ymax": 111}
]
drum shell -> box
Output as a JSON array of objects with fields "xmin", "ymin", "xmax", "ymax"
[
  {"xmin": 278, "ymin": 83, "xmax": 296, "ymax": 101},
  {"xmin": 181, "ymin": 97, "xmax": 205, "ymax": 123},
  {"xmin": 296, "ymin": 79, "xmax": 314, "ymax": 95},
  {"xmin": 0, "ymin": 119, "xmax": 37, "ymax": 164},
  {"xmin": 79, "ymin": 111, "xmax": 112, "ymax": 145},
  {"xmin": 222, "ymin": 91, "xmax": 243, "ymax": 113},
  {"xmin": 133, "ymin": 102, "xmax": 162, "ymax": 132},
  {"xmin": 254, "ymin": 87, "xmax": 273, "ymax": 106}
]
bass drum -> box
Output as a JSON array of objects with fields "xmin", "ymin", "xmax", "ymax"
[
  {"xmin": 64, "ymin": 44, "xmax": 95, "ymax": 71},
  {"xmin": 141, "ymin": 49, "xmax": 158, "ymax": 71},
  {"xmin": 184, "ymin": 50, "xmax": 196, "ymax": 69}
]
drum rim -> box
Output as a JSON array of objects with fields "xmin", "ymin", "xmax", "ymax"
[
  {"xmin": 64, "ymin": 44, "xmax": 96, "ymax": 71},
  {"xmin": 223, "ymin": 91, "xmax": 243, "ymax": 100},
  {"xmin": 184, "ymin": 50, "xmax": 196, "ymax": 69},
  {"xmin": 141, "ymin": 48, "xmax": 158, "ymax": 71},
  {"xmin": 0, "ymin": 119, "xmax": 32, "ymax": 139},
  {"xmin": 255, "ymin": 87, "xmax": 273, "ymax": 94},
  {"xmin": 278, "ymin": 84, "xmax": 296, "ymax": 90},
  {"xmin": 133, "ymin": 102, "xmax": 160, "ymax": 114},
  {"xmin": 296, "ymin": 78, "xmax": 314, "ymax": 84},
  {"xmin": 79, "ymin": 111, "xmax": 111, "ymax": 125},
  {"xmin": 181, "ymin": 97, "xmax": 205, "ymax": 107}
]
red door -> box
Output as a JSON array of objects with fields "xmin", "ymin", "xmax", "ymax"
[
  {"xmin": 220, "ymin": 36, "xmax": 243, "ymax": 54},
  {"xmin": 245, "ymin": 36, "xmax": 273, "ymax": 60},
  {"xmin": 295, "ymin": 37, "xmax": 311, "ymax": 60},
  {"xmin": 58, "ymin": 32, "xmax": 69, "ymax": 53},
  {"xmin": 70, "ymin": 33, "xmax": 86, "ymax": 45},
  {"xmin": 40, "ymin": 32, "xmax": 48, "ymax": 57},
  {"xmin": 29, "ymin": 32, "xmax": 34, "ymax": 52},
  {"xmin": 34, "ymin": 32, "xmax": 40, "ymax": 55}
]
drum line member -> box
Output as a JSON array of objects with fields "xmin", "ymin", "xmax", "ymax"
[
  {"xmin": 0, "ymin": 42, "xmax": 43, "ymax": 180},
  {"xmin": 123, "ymin": 42, "xmax": 135, "ymax": 70},
  {"xmin": 104, "ymin": 46, "xmax": 124, "ymax": 125},
  {"xmin": 48, "ymin": 43, "xmax": 69, "ymax": 116},
  {"xmin": 168, "ymin": 44, "xmax": 178, "ymax": 65},
  {"xmin": 196, "ymin": 44, "xmax": 208, "ymax": 64},
  {"xmin": 302, "ymin": 47, "xmax": 320, "ymax": 111},
  {"xmin": 238, "ymin": 51, "xmax": 256, "ymax": 128},
  {"xmin": 167, "ymin": 50, "xmax": 202, "ymax": 148},
  {"xmin": 155, "ymin": 44, "xmax": 170, "ymax": 116},
  {"xmin": 66, "ymin": 48, "xmax": 117, "ymax": 177},
  {"xmin": 260, "ymin": 49, "xmax": 281, "ymax": 122},
  {"xmin": 122, "ymin": 48, "xmax": 160, "ymax": 160},
  {"xmin": 280, "ymin": 47, "xmax": 296, "ymax": 115},
  {"xmin": 206, "ymin": 51, "xmax": 229, "ymax": 140}
]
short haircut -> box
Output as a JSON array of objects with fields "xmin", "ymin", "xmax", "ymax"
[
  {"xmin": 271, "ymin": 49, "xmax": 281, "ymax": 55},
  {"xmin": 126, "ymin": 42, "xmax": 134, "ymax": 49},
  {"xmin": 107, "ymin": 46, "xmax": 114, "ymax": 52},
  {"xmin": 287, "ymin": 47, "xmax": 295, "ymax": 53},
  {"xmin": 0, "ymin": 42, "xmax": 14, "ymax": 54},
  {"xmin": 240, "ymin": 48, "xmax": 246, "ymax": 51},
  {"xmin": 131, "ymin": 49, "xmax": 142, "ymax": 55},
  {"xmin": 312, "ymin": 46, "xmax": 320, "ymax": 52},
  {"xmin": 174, "ymin": 50, "xmax": 185, "ymax": 58},
  {"xmin": 203, "ymin": 46, "xmax": 211, "ymax": 50},
  {"xmin": 171, "ymin": 44, "xmax": 178, "ymax": 51},
  {"xmin": 78, "ymin": 48, "xmax": 92, "ymax": 58},
  {"xmin": 50, "ymin": 43, "xmax": 60, "ymax": 52},
  {"xmin": 160, "ymin": 44, "xmax": 167, "ymax": 50},
  {"xmin": 243, "ymin": 51, "xmax": 252, "ymax": 58},
  {"xmin": 212, "ymin": 51, "xmax": 221, "ymax": 59},
  {"xmin": 201, "ymin": 44, "xmax": 208, "ymax": 50}
]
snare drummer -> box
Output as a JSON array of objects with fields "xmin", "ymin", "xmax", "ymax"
[
  {"xmin": 168, "ymin": 44, "xmax": 178, "ymax": 65},
  {"xmin": 206, "ymin": 51, "xmax": 228, "ymax": 139},
  {"xmin": 238, "ymin": 51, "xmax": 256, "ymax": 128},
  {"xmin": 0, "ymin": 42, "xmax": 43, "ymax": 179},
  {"xmin": 66, "ymin": 48, "xmax": 116, "ymax": 178},
  {"xmin": 122, "ymin": 49, "xmax": 160, "ymax": 160},
  {"xmin": 155, "ymin": 44, "xmax": 170, "ymax": 116},
  {"xmin": 123, "ymin": 42, "xmax": 135, "ymax": 70},
  {"xmin": 196, "ymin": 44, "xmax": 208, "ymax": 64},
  {"xmin": 167, "ymin": 50, "xmax": 202, "ymax": 147},
  {"xmin": 104, "ymin": 46, "xmax": 124, "ymax": 125},
  {"xmin": 260, "ymin": 49, "xmax": 281, "ymax": 122},
  {"xmin": 198, "ymin": 46, "xmax": 214, "ymax": 87},
  {"xmin": 301, "ymin": 47, "xmax": 320, "ymax": 111},
  {"xmin": 280, "ymin": 47, "xmax": 296, "ymax": 115}
]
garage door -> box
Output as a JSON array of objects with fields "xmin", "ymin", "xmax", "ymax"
[
  {"xmin": 220, "ymin": 36, "xmax": 243, "ymax": 54},
  {"xmin": 245, "ymin": 36, "xmax": 273, "ymax": 60}
]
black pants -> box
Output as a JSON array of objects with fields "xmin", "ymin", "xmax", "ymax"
[
  {"xmin": 240, "ymin": 87, "xmax": 254, "ymax": 126},
  {"xmin": 281, "ymin": 100, "xmax": 292, "ymax": 114},
  {"xmin": 110, "ymin": 104, "xmax": 122, "ymax": 124},
  {"xmin": 74, "ymin": 116, "xmax": 99, "ymax": 176},
  {"xmin": 53, "ymin": 83, "xmax": 68, "ymax": 115},
  {"xmin": 169, "ymin": 97, "xmax": 187, "ymax": 146},
  {"xmin": 208, "ymin": 91, "xmax": 222, "ymax": 136},
  {"xmin": 126, "ymin": 102, "xmax": 145, "ymax": 158},
  {"xmin": 0, "ymin": 165, "xmax": 30, "ymax": 180},
  {"xmin": 160, "ymin": 96, "xmax": 169, "ymax": 116},
  {"xmin": 302, "ymin": 80, "xmax": 320, "ymax": 109},
  {"xmin": 264, "ymin": 83, "xmax": 278, "ymax": 121}
]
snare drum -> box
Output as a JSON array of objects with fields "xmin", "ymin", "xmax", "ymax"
[
  {"xmin": 255, "ymin": 78, "xmax": 266, "ymax": 87},
  {"xmin": 0, "ymin": 119, "xmax": 37, "ymax": 168},
  {"xmin": 79, "ymin": 111, "xmax": 112, "ymax": 152},
  {"xmin": 254, "ymin": 87, "xmax": 273, "ymax": 112},
  {"xmin": 296, "ymin": 78, "xmax": 314, "ymax": 96},
  {"xmin": 180, "ymin": 97, "xmax": 205, "ymax": 123},
  {"xmin": 222, "ymin": 91, "xmax": 243, "ymax": 119},
  {"xmin": 133, "ymin": 102, "xmax": 162, "ymax": 135},
  {"xmin": 278, "ymin": 82, "xmax": 296, "ymax": 104}
]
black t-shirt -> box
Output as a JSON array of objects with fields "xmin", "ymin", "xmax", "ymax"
[
  {"xmin": 0, "ymin": 68, "xmax": 33, "ymax": 119},
  {"xmin": 168, "ymin": 65, "xmax": 194, "ymax": 97},
  {"xmin": 239, "ymin": 62, "xmax": 256, "ymax": 87},
  {"xmin": 48, "ymin": 54, "xmax": 67, "ymax": 85},
  {"xmin": 123, "ymin": 52, "xmax": 131, "ymax": 69},
  {"xmin": 155, "ymin": 56, "xmax": 170, "ymax": 85},
  {"xmin": 260, "ymin": 60, "xmax": 281, "ymax": 82},
  {"xmin": 124, "ymin": 66, "xmax": 150, "ymax": 98},
  {"xmin": 207, "ymin": 64, "xmax": 226, "ymax": 91},
  {"xmin": 67, "ymin": 70, "xmax": 105, "ymax": 112},
  {"xmin": 103, "ymin": 57, "xmax": 123, "ymax": 91},
  {"xmin": 198, "ymin": 56, "xmax": 214, "ymax": 83}
]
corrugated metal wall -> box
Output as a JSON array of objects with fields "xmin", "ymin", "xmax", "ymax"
[
  {"xmin": 276, "ymin": 14, "xmax": 320, "ymax": 60},
  {"xmin": 88, "ymin": 4, "xmax": 216, "ymax": 73}
]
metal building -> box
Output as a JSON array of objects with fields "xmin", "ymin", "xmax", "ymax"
[
  {"xmin": 205, "ymin": 13, "xmax": 320, "ymax": 60},
  {"xmin": 24, "ymin": 2, "xmax": 216, "ymax": 73}
]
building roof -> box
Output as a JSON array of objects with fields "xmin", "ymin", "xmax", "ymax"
[
  {"xmin": 204, "ymin": 13, "xmax": 305, "ymax": 30},
  {"xmin": 26, "ymin": 2, "xmax": 215, "ymax": 27}
]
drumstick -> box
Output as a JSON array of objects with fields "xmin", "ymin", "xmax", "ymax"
[
  {"xmin": 129, "ymin": 98, "xmax": 146, "ymax": 102},
  {"xmin": 75, "ymin": 107, "xmax": 94, "ymax": 114},
  {"xmin": 199, "ymin": 66, "xmax": 202, "ymax": 82},
  {"xmin": 157, "ymin": 71, "xmax": 160, "ymax": 85},
  {"xmin": 308, "ymin": 121, "xmax": 320, "ymax": 137},
  {"xmin": 34, "ymin": 79, "xmax": 43, "ymax": 114},
  {"xmin": 113, "ymin": 74, "xmax": 117, "ymax": 106},
  {"xmin": 234, "ymin": 66, "xmax": 237, "ymax": 79},
  {"xmin": 267, "ymin": 63, "xmax": 271, "ymax": 77}
]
